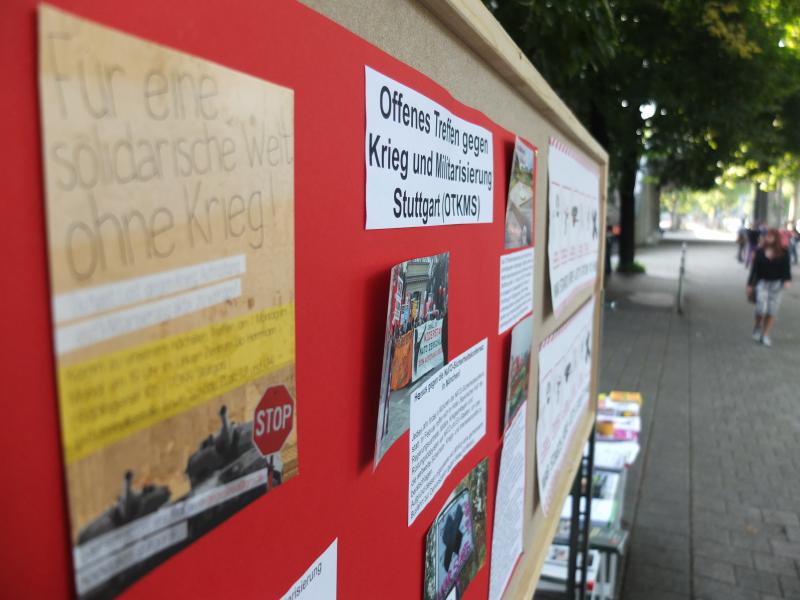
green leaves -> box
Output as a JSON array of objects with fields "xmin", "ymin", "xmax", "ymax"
[{"xmin": 484, "ymin": 0, "xmax": 800, "ymax": 190}]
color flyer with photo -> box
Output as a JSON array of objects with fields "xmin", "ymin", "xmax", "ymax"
[
  {"xmin": 423, "ymin": 459, "xmax": 488, "ymax": 600},
  {"xmin": 375, "ymin": 252, "xmax": 449, "ymax": 466},
  {"xmin": 504, "ymin": 137, "xmax": 535, "ymax": 249},
  {"xmin": 504, "ymin": 315, "xmax": 533, "ymax": 428},
  {"xmin": 38, "ymin": 7, "xmax": 296, "ymax": 598}
]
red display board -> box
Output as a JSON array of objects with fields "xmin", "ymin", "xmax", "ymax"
[{"xmin": 0, "ymin": 1, "xmax": 528, "ymax": 598}]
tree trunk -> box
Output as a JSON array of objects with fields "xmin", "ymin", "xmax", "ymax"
[
  {"xmin": 753, "ymin": 187, "xmax": 768, "ymax": 225},
  {"xmin": 670, "ymin": 206, "xmax": 678, "ymax": 230},
  {"xmin": 617, "ymin": 153, "xmax": 638, "ymax": 269},
  {"xmin": 652, "ymin": 186, "xmax": 662, "ymax": 236}
]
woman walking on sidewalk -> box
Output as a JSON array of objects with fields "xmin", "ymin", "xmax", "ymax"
[{"xmin": 747, "ymin": 228, "xmax": 792, "ymax": 347}]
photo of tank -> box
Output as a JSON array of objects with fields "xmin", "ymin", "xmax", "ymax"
[
  {"xmin": 182, "ymin": 405, "xmax": 280, "ymax": 536},
  {"xmin": 74, "ymin": 405, "xmax": 281, "ymax": 600},
  {"xmin": 186, "ymin": 406, "xmax": 277, "ymax": 489},
  {"xmin": 78, "ymin": 472, "xmax": 171, "ymax": 545}
]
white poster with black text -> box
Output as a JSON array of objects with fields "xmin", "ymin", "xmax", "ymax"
[
  {"xmin": 408, "ymin": 339, "xmax": 487, "ymax": 525},
  {"xmin": 365, "ymin": 67, "xmax": 493, "ymax": 229},
  {"xmin": 547, "ymin": 139, "xmax": 600, "ymax": 314},
  {"xmin": 488, "ymin": 402, "xmax": 526, "ymax": 600},
  {"xmin": 536, "ymin": 297, "xmax": 595, "ymax": 514}
]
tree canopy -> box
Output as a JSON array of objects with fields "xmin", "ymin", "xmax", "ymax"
[{"xmin": 485, "ymin": 0, "xmax": 800, "ymax": 265}]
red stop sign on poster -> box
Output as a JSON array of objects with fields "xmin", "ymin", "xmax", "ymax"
[{"xmin": 253, "ymin": 385, "xmax": 294, "ymax": 456}]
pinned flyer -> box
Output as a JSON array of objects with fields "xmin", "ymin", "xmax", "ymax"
[
  {"xmin": 281, "ymin": 539, "xmax": 338, "ymax": 600},
  {"xmin": 504, "ymin": 137, "xmax": 536, "ymax": 249},
  {"xmin": 423, "ymin": 459, "xmax": 488, "ymax": 600},
  {"xmin": 365, "ymin": 67, "xmax": 494, "ymax": 229},
  {"xmin": 504, "ymin": 316, "xmax": 533, "ymax": 428},
  {"xmin": 39, "ymin": 6, "xmax": 297, "ymax": 598},
  {"xmin": 375, "ymin": 252, "xmax": 450, "ymax": 466},
  {"xmin": 536, "ymin": 298, "xmax": 596, "ymax": 513},
  {"xmin": 489, "ymin": 315, "xmax": 532, "ymax": 600},
  {"xmin": 498, "ymin": 247, "xmax": 534, "ymax": 334},
  {"xmin": 488, "ymin": 403, "xmax": 527, "ymax": 600},
  {"xmin": 408, "ymin": 339, "xmax": 488, "ymax": 524},
  {"xmin": 547, "ymin": 138, "xmax": 600, "ymax": 314}
]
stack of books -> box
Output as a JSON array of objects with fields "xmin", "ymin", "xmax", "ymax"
[
  {"xmin": 537, "ymin": 391, "xmax": 643, "ymax": 598},
  {"xmin": 538, "ymin": 543, "xmax": 601, "ymax": 592},
  {"xmin": 596, "ymin": 391, "xmax": 642, "ymax": 445},
  {"xmin": 560, "ymin": 469, "xmax": 623, "ymax": 528}
]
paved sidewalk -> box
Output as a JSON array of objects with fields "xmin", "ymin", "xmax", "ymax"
[{"xmin": 599, "ymin": 241, "xmax": 800, "ymax": 600}]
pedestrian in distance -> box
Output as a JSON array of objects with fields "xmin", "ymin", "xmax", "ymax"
[
  {"xmin": 779, "ymin": 222, "xmax": 793, "ymax": 252},
  {"xmin": 782, "ymin": 221, "xmax": 798, "ymax": 265},
  {"xmin": 747, "ymin": 228, "xmax": 792, "ymax": 347},
  {"xmin": 736, "ymin": 221, "xmax": 747, "ymax": 263},
  {"xmin": 744, "ymin": 223, "xmax": 761, "ymax": 268},
  {"xmin": 794, "ymin": 224, "xmax": 800, "ymax": 265}
]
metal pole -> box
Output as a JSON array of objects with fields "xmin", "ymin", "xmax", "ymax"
[
  {"xmin": 677, "ymin": 242, "xmax": 687, "ymax": 314},
  {"xmin": 578, "ymin": 430, "xmax": 595, "ymax": 600},
  {"xmin": 566, "ymin": 469, "xmax": 581, "ymax": 599}
]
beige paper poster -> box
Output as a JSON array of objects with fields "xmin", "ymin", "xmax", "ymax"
[{"xmin": 38, "ymin": 6, "xmax": 295, "ymax": 598}]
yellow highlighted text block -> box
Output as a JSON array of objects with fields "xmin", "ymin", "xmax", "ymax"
[{"xmin": 57, "ymin": 304, "xmax": 295, "ymax": 464}]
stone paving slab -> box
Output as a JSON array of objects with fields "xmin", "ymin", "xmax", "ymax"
[{"xmin": 599, "ymin": 241, "xmax": 800, "ymax": 600}]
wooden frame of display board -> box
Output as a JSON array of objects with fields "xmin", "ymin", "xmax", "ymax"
[{"xmin": 0, "ymin": 0, "xmax": 607, "ymax": 599}]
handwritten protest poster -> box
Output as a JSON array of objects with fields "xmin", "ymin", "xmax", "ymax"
[{"xmin": 39, "ymin": 6, "xmax": 296, "ymax": 598}]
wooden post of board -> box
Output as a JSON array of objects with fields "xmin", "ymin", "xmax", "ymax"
[{"xmin": 304, "ymin": 0, "xmax": 609, "ymax": 596}]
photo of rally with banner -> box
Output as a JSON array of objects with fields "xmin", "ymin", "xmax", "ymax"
[{"xmin": 375, "ymin": 252, "xmax": 450, "ymax": 466}]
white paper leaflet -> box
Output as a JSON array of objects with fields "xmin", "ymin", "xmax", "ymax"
[
  {"xmin": 536, "ymin": 297, "xmax": 596, "ymax": 513},
  {"xmin": 365, "ymin": 67, "xmax": 493, "ymax": 229},
  {"xmin": 280, "ymin": 539, "xmax": 338, "ymax": 600},
  {"xmin": 547, "ymin": 139, "xmax": 600, "ymax": 314},
  {"xmin": 498, "ymin": 247, "xmax": 534, "ymax": 334},
  {"xmin": 409, "ymin": 339, "xmax": 487, "ymax": 524},
  {"xmin": 488, "ymin": 402, "xmax": 526, "ymax": 600}
]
